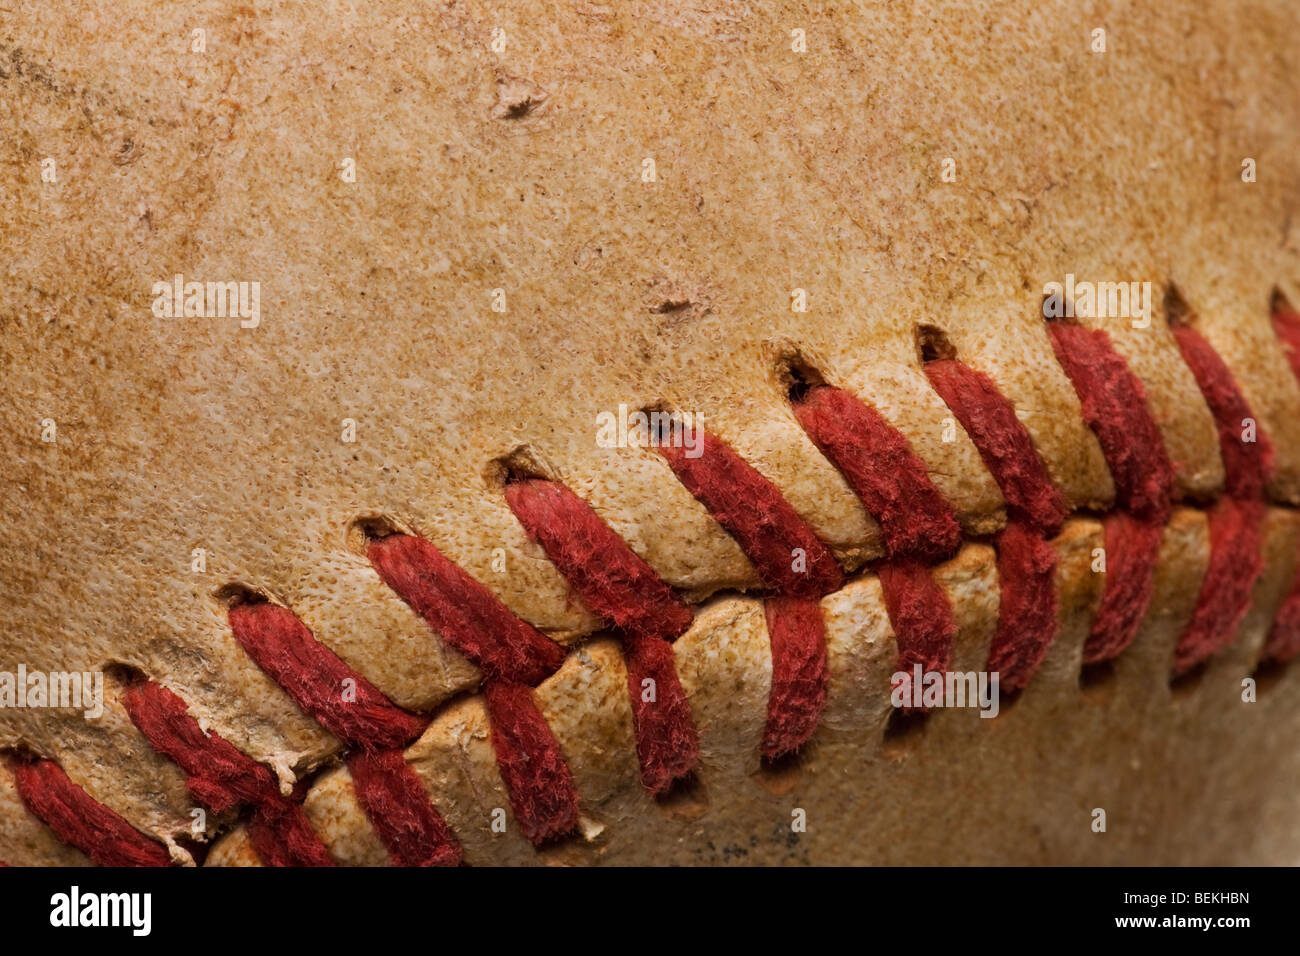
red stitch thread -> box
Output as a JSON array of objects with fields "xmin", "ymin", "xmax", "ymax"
[
  {"xmin": 503, "ymin": 478, "xmax": 698, "ymax": 794},
  {"xmin": 792, "ymin": 385, "xmax": 961, "ymax": 562},
  {"xmin": 1174, "ymin": 498, "xmax": 1267, "ymax": 676},
  {"xmin": 1270, "ymin": 303, "xmax": 1300, "ymax": 383},
  {"xmin": 620, "ymin": 632, "xmax": 700, "ymax": 795},
  {"xmin": 367, "ymin": 533, "xmax": 566, "ymax": 684},
  {"xmin": 483, "ymin": 681, "xmax": 580, "ymax": 844},
  {"xmin": 503, "ymin": 479, "xmax": 693, "ymax": 642},
  {"xmin": 1048, "ymin": 323, "xmax": 1174, "ymax": 667},
  {"xmin": 924, "ymin": 359, "xmax": 1068, "ymax": 535},
  {"xmin": 11, "ymin": 759, "xmax": 172, "ymax": 867},
  {"xmin": 228, "ymin": 601, "xmax": 425, "ymax": 749},
  {"xmin": 877, "ymin": 561, "xmax": 957, "ymax": 710},
  {"xmin": 122, "ymin": 678, "xmax": 340, "ymax": 867},
  {"xmin": 1171, "ymin": 326, "xmax": 1274, "ymax": 498},
  {"xmin": 245, "ymin": 794, "xmax": 337, "ymax": 867},
  {"xmin": 762, "ymin": 596, "xmax": 829, "ymax": 757},
  {"xmin": 1047, "ymin": 323, "xmax": 1174, "ymax": 523},
  {"xmin": 1265, "ymin": 302, "xmax": 1300, "ymax": 664},
  {"xmin": 1264, "ymin": 586, "xmax": 1300, "ymax": 664},
  {"xmin": 347, "ymin": 749, "xmax": 462, "ymax": 867},
  {"xmin": 368, "ymin": 533, "xmax": 580, "ymax": 845},
  {"xmin": 985, "ymin": 520, "xmax": 1059, "ymax": 691},
  {"xmin": 1084, "ymin": 514, "xmax": 1164, "ymax": 664},
  {"xmin": 656, "ymin": 432, "xmax": 844, "ymax": 596},
  {"xmin": 1169, "ymin": 324, "xmax": 1270, "ymax": 673}
]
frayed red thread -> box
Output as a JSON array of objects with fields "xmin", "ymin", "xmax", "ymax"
[
  {"xmin": 793, "ymin": 385, "xmax": 961, "ymax": 562},
  {"xmin": 122, "ymin": 678, "xmax": 340, "ymax": 867},
  {"xmin": 1084, "ymin": 514, "xmax": 1164, "ymax": 664},
  {"xmin": 1047, "ymin": 323, "xmax": 1174, "ymax": 523},
  {"xmin": 245, "ymin": 795, "xmax": 337, "ymax": 867},
  {"xmin": 657, "ymin": 431, "xmax": 843, "ymax": 597},
  {"xmin": 503, "ymin": 478, "xmax": 693, "ymax": 642},
  {"xmin": 123, "ymin": 679, "xmax": 280, "ymax": 814},
  {"xmin": 621, "ymin": 633, "xmax": 699, "ymax": 795},
  {"xmin": 925, "ymin": 359, "xmax": 1068, "ymax": 535},
  {"xmin": 368, "ymin": 533, "xmax": 565, "ymax": 684},
  {"xmin": 11, "ymin": 759, "xmax": 172, "ymax": 867},
  {"xmin": 762, "ymin": 596, "xmax": 829, "ymax": 758},
  {"xmin": 228, "ymin": 601, "xmax": 425, "ymax": 750},
  {"xmin": 986, "ymin": 520, "xmax": 1059, "ymax": 691},
  {"xmin": 347, "ymin": 749, "xmax": 462, "ymax": 867},
  {"xmin": 482, "ymin": 681, "xmax": 579, "ymax": 845},
  {"xmin": 1264, "ymin": 571, "xmax": 1300, "ymax": 663},
  {"xmin": 1174, "ymin": 498, "xmax": 1267, "ymax": 676},
  {"xmin": 878, "ymin": 560, "xmax": 957, "ymax": 710},
  {"xmin": 1172, "ymin": 326, "xmax": 1274, "ymax": 498},
  {"xmin": 1270, "ymin": 304, "xmax": 1300, "ymax": 383},
  {"xmin": 503, "ymin": 478, "xmax": 700, "ymax": 794}
]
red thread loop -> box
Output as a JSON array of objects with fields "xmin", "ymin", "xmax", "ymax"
[
  {"xmin": 762, "ymin": 596, "xmax": 830, "ymax": 758},
  {"xmin": 228, "ymin": 600, "xmax": 425, "ymax": 750},
  {"xmin": 367, "ymin": 533, "xmax": 565, "ymax": 684},
  {"xmin": 925, "ymin": 359, "xmax": 1068, "ymax": 536},
  {"xmin": 792, "ymin": 385, "xmax": 961, "ymax": 562},
  {"xmin": 368, "ymin": 532, "xmax": 580, "ymax": 845},
  {"xmin": 122, "ymin": 678, "xmax": 343, "ymax": 867},
  {"xmin": 503, "ymin": 479, "xmax": 693, "ymax": 642},
  {"xmin": 483, "ymin": 681, "xmax": 580, "ymax": 845},
  {"xmin": 878, "ymin": 560, "xmax": 958, "ymax": 712},
  {"xmin": 656, "ymin": 430, "xmax": 843, "ymax": 597},
  {"xmin": 985, "ymin": 520, "xmax": 1059, "ymax": 691},
  {"xmin": 347, "ymin": 749, "xmax": 462, "ymax": 867},
  {"xmin": 1084, "ymin": 515, "xmax": 1164, "ymax": 664},
  {"xmin": 1047, "ymin": 324, "xmax": 1175, "ymax": 523},
  {"xmin": 504, "ymin": 478, "xmax": 699, "ymax": 795},
  {"xmin": 11, "ymin": 759, "xmax": 172, "ymax": 867}
]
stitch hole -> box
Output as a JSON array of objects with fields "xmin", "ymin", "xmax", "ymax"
[
  {"xmin": 914, "ymin": 323, "xmax": 957, "ymax": 364},
  {"xmin": 880, "ymin": 708, "xmax": 928, "ymax": 759},
  {"xmin": 1040, "ymin": 293, "xmax": 1079, "ymax": 325},
  {"xmin": 654, "ymin": 771, "xmax": 710, "ymax": 822},
  {"xmin": 346, "ymin": 514, "xmax": 407, "ymax": 555},
  {"xmin": 752, "ymin": 749, "xmax": 806, "ymax": 796},
  {"xmin": 1251, "ymin": 656, "xmax": 1288, "ymax": 695},
  {"xmin": 488, "ymin": 446, "xmax": 552, "ymax": 488},
  {"xmin": 1270, "ymin": 287, "xmax": 1294, "ymax": 316},
  {"xmin": 1169, "ymin": 659, "xmax": 1208, "ymax": 698},
  {"xmin": 776, "ymin": 352, "xmax": 828, "ymax": 404},
  {"xmin": 102, "ymin": 661, "xmax": 147, "ymax": 690},
  {"xmin": 1162, "ymin": 283, "xmax": 1194, "ymax": 327},
  {"xmin": 212, "ymin": 583, "xmax": 271, "ymax": 609},
  {"xmin": 1076, "ymin": 658, "xmax": 1118, "ymax": 702}
]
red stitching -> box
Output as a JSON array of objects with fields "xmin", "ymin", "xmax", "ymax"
[
  {"xmin": 503, "ymin": 477, "xmax": 699, "ymax": 794},
  {"xmin": 228, "ymin": 600, "xmax": 425, "ymax": 749},
  {"xmin": 367, "ymin": 533, "xmax": 565, "ymax": 684},
  {"xmin": 11, "ymin": 758, "xmax": 172, "ymax": 867},
  {"xmin": 367, "ymin": 532, "xmax": 580, "ymax": 844},
  {"xmin": 987, "ymin": 520, "xmax": 1060, "ymax": 692},
  {"xmin": 503, "ymin": 479, "xmax": 693, "ymax": 642},
  {"xmin": 923, "ymin": 356, "xmax": 1063, "ymax": 688},
  {"xmin": 762, "ymin": 596, "xmax": 830, "ymax": 757},
  {"xmin": 924, "ymin": 359, "xmax": 1068, "ymax": 535},
  {"xmin": 482, "ymin": 681, "xmax": 579, "ymax": 844},
  {"xmin": 657, "ymin": 432, "xmax": 844, "ymax": 596},
  {"xmin": 792, "ymin": 385, "xmax": 962, "ymax": 562},
  {"xmin": 347, "ymin": 749, "xmax": 461, "ymax": 867},
  {"xmin": 1169, "ymin": 325, "xmax": 1271, "ymax": 674},
  {"xmin": 877, "ymin": 561, "xmax": 957, "ymax": 710},
  {"xmin": 1084, "ymin": 514, "xmax": 1164, "ymax": 663},
  {"xmin": 1048, "ymin": 323, "xmax": 1172, "ymax": 666}
]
